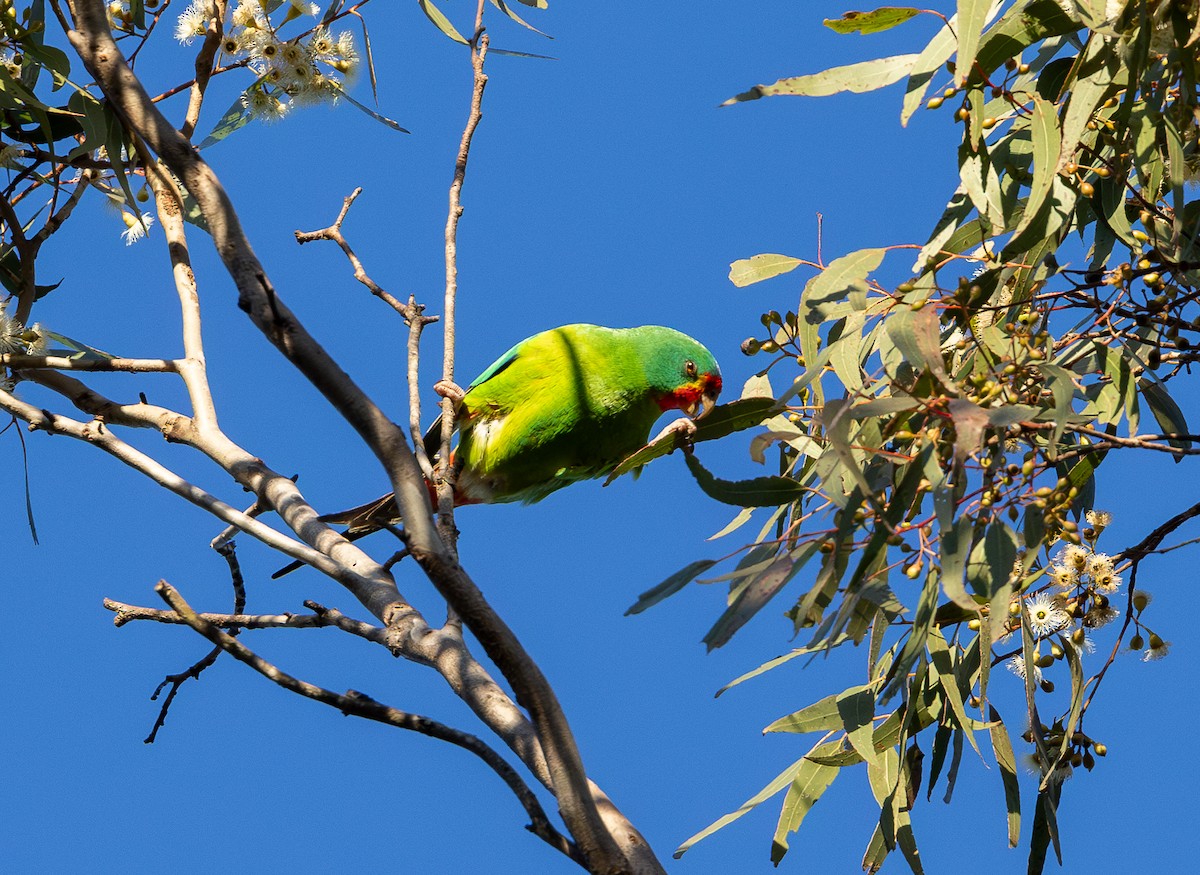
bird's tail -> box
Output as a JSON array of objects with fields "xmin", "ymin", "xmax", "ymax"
[
  {"xmin": 272, "ymin": 477, "xmax": 474, "ymax": 580},
  {"xmin": 317, "ymin": 492, "xmax": 405, "ymax": 534}
]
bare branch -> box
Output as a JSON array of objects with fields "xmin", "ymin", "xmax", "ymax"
[
  {"xmin": 0, "ymin": 386, "xmax": 360, "ymax": 581},
  {"xmin": 405, "ymin": 297, "xmax": 439, "ymax": 480},
  {"xmin": 154, "ymin": 580, "xmax": 581, "ymax": 865},
  {"xmin": 142, "ymin": 537, "xmax": 246, "ymax": 743},
  {"xmin": 63, "ymin": 6, "xmax": 658, "ymax": 869},
  {"xmin": 1116, "ymin": 499, "xmax": 1200, "ymax": 564},
  {"xmin": 437, "ymin": 11, "xmax": 491, "ymax": 548},
  {"xmin": 65, "ymin": 0, "xmax": 436, "ymax": 626},
  {"xmin": 294, "ymin": 190, "xmax": 439, "ymax": 478},
  {"xmin": 2, "ymin": 355, "xmax": 179, "ymax": 372},
  {"xmin": 294, "ymin": 188, "xmax": 412, "ymax": 315},
  {"xmin": 143, "ymin": 641, "xmax": 224, "ymax": 744},
  {"xmin": 19, "ymin": 368, "xmax": 407, "ymax": 624},
  {"xmin": 181, "ymin": 2, "xmax": 226, "ymax": 140},
  {"xmin": 143, "ymin": 152, "xmax": 219, "ymax": 430},
  {"xmin": 105, "ymin": 600, "xmax": 393, "ymax": 646},
  {"xmin": 211, "ymin": 494, "xmax": 270, "ymax": 551}
]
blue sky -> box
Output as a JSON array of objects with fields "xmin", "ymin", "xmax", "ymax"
[{"xmin": 3, "ymin": 2, "xmax": 1196, "ymax": 872}]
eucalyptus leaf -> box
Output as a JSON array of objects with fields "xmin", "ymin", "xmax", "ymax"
[
  {"xmin": 728, "ymin": 253, "xmax": 802, "ymax": 287},
  {"xmin": 625, "ymin": 559, "xmax": 717, "ymax": 616},
  {"xmin": 725, "ymin": 55, "xmax": 919, "ymax": 105},
  {"xmin": 824, "ymin": 7, "xmax": 921, "ymax": 35}
]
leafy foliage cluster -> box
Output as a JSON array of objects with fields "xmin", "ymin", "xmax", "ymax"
[{"xmin": 630, "ymin": 2, "xmax": 1200, "ymax": 871}]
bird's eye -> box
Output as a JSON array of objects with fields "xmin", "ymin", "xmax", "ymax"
[{"xmin": 685, "ymin": 360, "xmax": 697, "ymax": 379}]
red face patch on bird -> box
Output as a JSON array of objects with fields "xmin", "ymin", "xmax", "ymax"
[{"xmin": 658, "ymin": 370, "xmax": 722, "ymax": 418}]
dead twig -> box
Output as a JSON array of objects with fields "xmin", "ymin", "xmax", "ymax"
[{"xmin": 155, "ymin": 580, "xmax": 581, "ymax": 865}]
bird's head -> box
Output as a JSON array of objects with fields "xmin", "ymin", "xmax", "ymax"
[{"xmin": 640, "ymin": 327, "xmax": 723, "ymax": 420}]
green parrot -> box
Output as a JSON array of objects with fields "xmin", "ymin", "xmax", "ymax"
[{"xmin": 322, "ymin": 323, "xmax": 722, "ymax": 533}]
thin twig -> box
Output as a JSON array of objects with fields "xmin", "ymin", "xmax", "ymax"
[
  {"xmin": 1, "ymin": 355, "xmax": 179, "ymax": 372},
  {"xmin": 1115, "ymin": 498, "xmax": 1200, "ymax": 563},
  {"xmin": 438, "ymin": 7, "xmax": 491, "ymax": 551},
  {"xmin": 405, "ymin": 296, "xmax": 438, "ymax": 481},
  {"xmin": 154, "ymin": 580, "xmax": 582, "ymax": 864},
  {"xmin": 143, "ymin": 539, "xmax": 246, "ymax": 743},
  {"xmin": 294, "ymin": 190, "xmax": 439, "ymax": 478},
  {"xmin": 211, "ymin": 494, "xmax": 270, "ymax": 551},
  {"xmin": 294, "ymin": 188, "xmax": 411, "ymax": 314},
  {"xmin": 181, "ymin": 1, "xmax": 227, "ymax": 140},
  {"xmin": 104, "ymin": 599, "xmax": 394, "ymax": 649}
]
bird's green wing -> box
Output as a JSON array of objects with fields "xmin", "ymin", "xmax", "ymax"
[
  {"xmin": 420, "ymin": 337, "xmax": 529, "ymax": 456},
  {"xmin": 466, "ymin": 339, "xmax": 524, "ymax": 391}
]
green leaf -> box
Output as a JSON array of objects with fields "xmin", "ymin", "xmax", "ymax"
[
  {"xmin": 715, "ymin": 632, "xmax": 853, "ymax": 696},
  {"xmin": 740, "ymin": 373, "xmax": 774, "ymax": 401},
  {"xmin": 925, "ymin": 723, "xmax": 953, "ymax": 800},
  {"xmin": 724, "ymin": 54, "xmax": 919, "ymax": 104},
  {"xmin": 702, "ymin": 554, "xmax": 802, "ymax": 649},
  {"xmin": 489, "ymin": 0, "xmax": 552, "ymax": 37},
  {"xmin": 882, "ymin": 568, "xmax": 939, "ymax": 702},
  {"xmin": 771, "ymin": 760, "xmax": 841, "ymax": 864},
  {"xmin": 959, "ymin": 145, "xmax": 1005, "ymax": 233},
  {"xmin": 938, "ymin": 516, "xmax": 979, "ymax": 612},
  {"xmin": 176, "ymin": 183, "xmax": 211, "ymax": 234},
  {"xmin": 36, "ymin": 330, "xmax": 116, "ymax": 360},
  {"xmin": 862, "ymin": 822, "xmax": 889, "ymax": 873},
  {"xmin": 848, "ymin": 395, "xmax": 919, "ymax": 418},
  {"xmin": 728, "ymin": 253, "xmax": 802, "ymax": 287},
  {"xmin": 197, "ymin": 91, "xmax": 254, "ymax": 150},
  {"xmin": 824, "ymin": 7, "xmax": 921, "ymax": 35},
  {"xmin": 819, "ymin": 398, "xmax": 882, "ymax": 507},
  {"xmin": 0, "ymin": 251, "xmax": 62, "ymax": 300},
  {"xmin": 886, "ymin": 306, "xmax": 949, "ymax": 384},
  {"xmin": 975, "ymin": 0, "xmax": 1080, "ymax": 79},
  {"xmin": 1163, "ymin": 112, "xmax": 1186, "ymax": 233},
  {"xmin": 1011, "ymin": 96, "xmax": 1062, "ymax": 241},
  {"xmin": 807, "ymin": 248, "xmax": 886, "ymax": 314},
  {"xmin": 13, "ymin": 417, "xmax": 38, "ymax": 544},
  {"xmin": 927, "ymin": 629, "xmax": 983, "ymax": 760},
  {"xmin": 684, "ymin": 453, "xmax": 808, "ymax": 508},
  {"xmin": 1050, "ymin": 631, "xmax": 1086, "ymax": 791},
  {"xmin": 1140, "ymin": 378, "xmax": 1192, "ymax": 451},
  {"xmin": 418, "ymin": 0, "xmax": 469, "ymax": 43},
  {"xmin": 767, "ymin": 681, "xmax": 881, "ymax": 734},
  {"xmin": 331, "ymin": 83, "xmax": 410, "ymax": 133},
  {"xmin": 954, "ymin": 0, "xmax": 991, "ymax": 88},
  {"xmin": 948, "ymin": 397, "xmax": 990, "ymax": 461},
  {"xmin": 900, "ymin": 15, "xmax": 960, "ymax": 125},
  {"xmin": 1056, "ymin": 37, "xmax": 1119, "ymax": 174},
  {"xmin": 625, "ymin": 559, "xmax": 716, "ymax": 616},
  {"xmin": 966, "ymin": 522, "xmax": 1018, "ymax": 606},
  {"xmin": 709, "ymin": 506, "xmax": 755, "ymax": 540},
  {"xmin": 693, "ymin": 397, "xmax": 779, "ymax": 441},
  {"xmin": 606, "ymin": 398, "xmax": 776, "ymax": 483},
  {"xmin": 358, "ymin": 11, "xmax": 380, "ymax": 102},
  {"xmin": 320, "ymin": 0, "xmax": 346, "ymax": 24},
  {"xmin": 674, "ymin": 756, "xmax": 809, "ymax": 857},
  {"xmin": 1029, "ymin": 787, "xmax": 1063, "ymax": 873},
  {"xmin": 838, "ymin": 682, "xmax": 882, "ymax": 769},
  {"xmin": 1037, "ymin": 363, "xmax": 1077, "ymax": 451}
]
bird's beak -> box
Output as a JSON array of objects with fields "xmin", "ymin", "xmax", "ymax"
[{"xmin": 686, "ymin": 380, "xmax": 722, "ymax": 420}]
